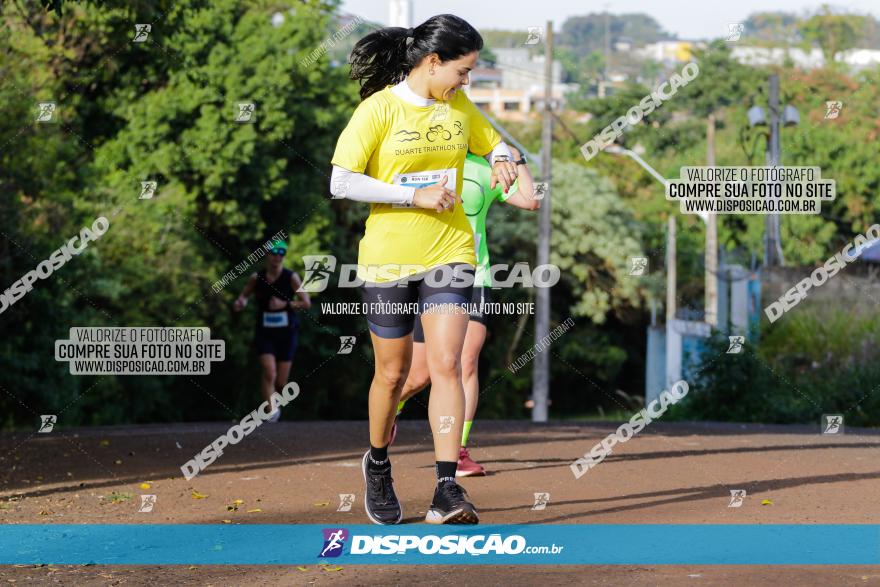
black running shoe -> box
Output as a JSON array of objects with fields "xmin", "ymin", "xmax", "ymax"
[
  {"xmin": 361, "ymin": 450, "xmax": 403, "ymax": 525},
  {"xmin": 425, "ymin": 480, "xmax": 479, "ymax": 524}
]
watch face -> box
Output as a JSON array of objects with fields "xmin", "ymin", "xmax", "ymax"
[{"xmin": 494, "ymin": 155, "xmax": 510, "ymax": 163}]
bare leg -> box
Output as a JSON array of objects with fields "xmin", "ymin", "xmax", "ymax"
[
  {"xmin": 461, "ymin": 321, "xmax": 487, "ymax": 425},
  {"xmin": 275, "ymin": 360, "xmax": 292, "ymax": 393},
  {"xmin": 399, "ymin": 341, "xmax": 430, "ymax": 404},
  {"xmin": 258, "ymin": 354, "xmax": 277, "ymax": 405},
  {"xmin": 367, "ymin": 332, "xmax": 412, "ymax": 448},
  {"xmin": 421, "ymin": 306, "xmax": 469, "ymax": 463}
]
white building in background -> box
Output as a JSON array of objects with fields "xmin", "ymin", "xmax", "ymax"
[
  {"xmin": 388, "ymin": 0, "xmax": 412, "ymax": 28},
  {"xmin": 465, "ymin": 48, "xmax": 577, "ymax": 121},
  {"xmin": 635, "ymin": 40, "xmax": 880, "ymax": 71},
  {"xmin": 731, "ymin": 46, "xmax": 880, "ymax": 69},
  {"xmin": 839, "ymin": 49, "xmax": 880, "ymax": 70},
  {"xmin": 730, "ymin": 46, "xmax": 825, "ymax": 68},
  {"xmin": 633, "ymin": 40, "xmax": 699, "ymax": 66}
]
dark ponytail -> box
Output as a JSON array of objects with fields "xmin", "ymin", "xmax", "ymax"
[{"xmin": 348, "ymin": 14, "xmax": 483, "ymax": 101}]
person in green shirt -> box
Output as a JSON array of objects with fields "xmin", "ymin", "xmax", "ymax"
[{"xmin": 393, "ymin": 145, "xmax": 540, "ymax": 476}]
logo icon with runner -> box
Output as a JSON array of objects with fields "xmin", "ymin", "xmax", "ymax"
[
  {"xmin": 533, "ymin": 182, "xmax": 548, "ymax": 200},
  {"xmin": 133, "ymin": 24, "xmax": 151, "ymax": 43},
  {"xmin": 430, "ymin": 103, "xmax": 449, "ymax": 123},
  {"xmin": 728, "ymin": 489, "xmax": 746, "ymax": 508},
  {"xmin": 337, "ymin": 494, "xmax": 355, "ymax": 512},
  {"xmin": 438, "ymin": 415, "xmax": 455, "ymax": 434},
  {"xmin": 531, "ymin": 492, "xmax": 550, "ymax": 510},
  {"xmin": 726, "ymin": 23, "xmax": 744, "ymax": 42},
  {"xmin": 337, "ymin": 336, "xmax": 356, "ymax": 355},
  {"xmin": 236, "ymin": 103, "xmax": 256, "ymax": 123},
  {"xmin": 139, "ymin": 181, "xmax": 158, "ymax": 200},
  {"xmin": 822, "ymin": 414, "xmax": 844, "ymax": 435},
  {"xmin": 138, "ymin": 495, "xmax": 157, "ymax": 513},
  {"xmin": 36, "ymin": 102, "xmax": 56, "ymax": 123},
  {"xmin": 299, "ymin": 255, "xmax": 337, "ymax": 293},
  {"xmin": 38, "ymin": 415, "xmax": 57, "ymax": 433},
  {"xmin": 629, "ymin": 257, "xmax": 648, "ymax": 276},
  {"xmin": 727, "ymin": 336, "xmax": 745, "ymax": 354},
  {"xmin": 319, "ymin": 528, "xmax": 349, "ymax": 558},
  {"xmin": 524, "ymin": 26, "xmax": 543, "ymax": 45},
  {"xmin": 824, "ymin": 101, "xmax": 843, "ymax": 119}
]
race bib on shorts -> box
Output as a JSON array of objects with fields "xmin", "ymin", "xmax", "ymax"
[
  {"xmin": 392, "ymin": 168, "xmax": 458, "ymax": 209},
  {"xmin": 262, "ymin": 311, "xmax": 289, "ymax": 328}
]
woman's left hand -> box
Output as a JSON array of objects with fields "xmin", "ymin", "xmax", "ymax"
[{"xmin": 490, "ymin": 158, "xmax": 518, "ymax": 193}]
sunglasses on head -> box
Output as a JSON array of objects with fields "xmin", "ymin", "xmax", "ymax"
[{"xmin": 270, "ymin": 248, "xmax": 287, "ymax": 256}]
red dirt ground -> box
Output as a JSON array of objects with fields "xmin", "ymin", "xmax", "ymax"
[{"xmin": 2, "ymin": 419, "xmax": 880, "ymax": 585}]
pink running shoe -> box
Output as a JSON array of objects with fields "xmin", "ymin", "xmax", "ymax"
[{"xmin": 456, "ymin": 447, "xmax": 486, "ymax": 477}]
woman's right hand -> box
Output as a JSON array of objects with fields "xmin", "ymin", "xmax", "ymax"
[
  {"xmin": 233, "ymin": 297, "xmax": 246, "ymax": 312},
  {"xmin": 413, "ymin": 175, "xmax": 459, "ymax": 213}
]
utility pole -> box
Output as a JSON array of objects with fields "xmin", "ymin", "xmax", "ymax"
[
  {"xmin": 665, "ymin": 215, "xmax": 678, "ymax": 387},
  {"xmin": 532, "ymin": 20, "xmax": 553, "ymax": 423},
  {"xmin": 765, "ymin": 74, "xmax": 784, "ymax": 267},
  {"xmin": 705, "ymin": 113, "xmax": 718, "ymax": 327},
  {"xmin": 599, "ymin": 9, "xmax": 610, "ymax": 98}
]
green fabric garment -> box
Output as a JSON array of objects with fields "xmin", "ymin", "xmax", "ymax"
[{"xmin": 461, "ymin": 152, "xmax": 520, "ymax": 287}]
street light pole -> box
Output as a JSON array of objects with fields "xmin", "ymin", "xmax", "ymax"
[
  {"xmin": 531, "ymin": 20, "xmax": 553, "ymax": 423},
  {"xmin": 765, "ymin": 74, "xmax": 785, "ymax": 267}
]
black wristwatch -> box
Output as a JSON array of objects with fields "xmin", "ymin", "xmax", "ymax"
[{"xmin": 514, "ymin": 156, "xmax": 527, "ymax": 166}]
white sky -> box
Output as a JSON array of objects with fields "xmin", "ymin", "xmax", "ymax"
[{"xmin": 341, "ymin": 0, "xmax": 880, "ymax": 40}]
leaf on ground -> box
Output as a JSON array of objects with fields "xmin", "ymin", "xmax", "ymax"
[
  {"xmin": 313, "ymin": 501, "xmax": 330, "ymax": 507},
  {"xmin": 191, "ymin": 491, "xmax": 208, "ymax": 500},
  {"xmin": 246, "ymin": 508, "xmax": 262, "ymax": 513},
  {"xmin": 99, "ymin": 440, "xmax": 110, "ymax": 447},
  {"xmin": 221, "ymin": 520, "xmax": 232, "ymax": 524},
  {"xmin": 139, "ymin": 483, "xmax": 151, "ymax": 490},
  {"xmin": 761, "ymin": 499, "xmax": 773, "ymax": 506},
  {"xmin": 297, "ymin": 566, "xmax": 308, "ymax": 571}
]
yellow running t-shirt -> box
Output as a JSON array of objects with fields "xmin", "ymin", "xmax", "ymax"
[{"xmin": 331, "ymin": 87, "xmax": 501, "ymax": 282}]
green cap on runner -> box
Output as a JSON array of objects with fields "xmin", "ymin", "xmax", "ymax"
[{"xmin": 270, "ymin": 239, "xmax": 287, "ymax": 254}]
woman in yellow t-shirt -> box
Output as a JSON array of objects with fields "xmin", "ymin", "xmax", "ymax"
[{"xmin": 330, "ymin": 14, "xmax": 518, "ymax": 526}]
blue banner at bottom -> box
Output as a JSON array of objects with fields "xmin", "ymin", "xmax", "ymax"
[{"xmin": 0, "ymin": 524, "xmax": 877, "ymax": 565}]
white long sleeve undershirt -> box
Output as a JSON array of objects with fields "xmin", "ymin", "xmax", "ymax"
[{"xmin": 330, "ymin": 165, "xmax": 416, "ymax": 205}]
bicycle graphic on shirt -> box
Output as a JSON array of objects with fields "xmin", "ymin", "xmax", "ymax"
[{"xmin": 395, "ymin": 121, "xmax": 464, "ymax": 143}]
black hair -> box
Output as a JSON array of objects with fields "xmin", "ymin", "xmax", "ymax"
[{"xmin": 348, "ymin": 14, "xmax": 483, "ymax": 101}]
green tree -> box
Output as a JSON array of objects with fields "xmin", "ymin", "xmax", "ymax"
[
  {"xmin": 0, "ymin": 0, "xmax": 360, "ymax": 427},
  {"xmin": 799, "ymin": 6, "xmax": 868, "ymax": 64}
]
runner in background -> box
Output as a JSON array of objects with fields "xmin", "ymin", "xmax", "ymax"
[
  {"xmin": 234, "ymin": 239, "xmax": 311, "ymax": 422},
  {"xmin": 394, "ymin": 145, "xmax": 539, "ymax": 476}
]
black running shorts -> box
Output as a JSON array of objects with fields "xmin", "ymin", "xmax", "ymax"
[
  {"xmin": 413, "ymin": 285, "xmax": 490, "ymax": 343},
  {"xmin": 361, "ymin": 263, "xmax": 474, "ymax": 339}
]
